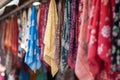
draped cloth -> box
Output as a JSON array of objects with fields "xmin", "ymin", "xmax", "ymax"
[
  {"xmin": 24, "ymin": 6, "xmax": 41, "ymax": 71},
  {"xmin": 11, "ymin": 17, "xmax": 19, "ymax": 56},
  {"xmin": 19, "ymin": 66, "xmax": 30, "ymax": 80},
  {"xmin": 38, "ymin": 2, "xmax": 50, "ymax": 70},
  {"xmin": 21, "ymin": 10, "xmax": 29, "ymax": 52},
  {"xmin": 75, "ymin": 0, "xmax": 94, "ymax": 80},
  {"xmin": 87, "ymin": 0, "xmax": 115, "ymax": 79},
  {"xmin": 55, "ymin": 0, "xmax": 65, "ymax": 66},
  {"xmin": 68, "ymin": 0, "xmax": 79, "ymax": 70},
  {"xmin": 112, "ymin": 0, "xmax": 120, "ymax": 72},
  {"xmin": 4, "ymin": 19, "xmax": 13, "ymax": 75},
  {"xmin": 0, "ymin": 72, "xmax": 4, "ymax": 80},
  {"xmin": 5, "ymin": 51, "xmax": 12, "ymax": 75},
  {"xmin": 4, "ymin": 18, "xmax": 13, "ymax": 51},
  {"xmin": 61, "ymin": 0, "xmax": 72, "ymax": 72},
  {"xmin": 43, "ymin": 0, "xmax": 58, "ymax": 76},
  {"xmin": 1, "ymin": 22, "xmax": 6, "ymax": 52}
]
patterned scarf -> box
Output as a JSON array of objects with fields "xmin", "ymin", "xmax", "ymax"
[
  {"xmin": 43, "ymin": 0, "xmax": 58, "ymax": 76},
  {"xmin": 38, "ymin": 2, "xmax": 50, "ymax": 71},
  {"xmin": 68, "ymin": 0, "xmax": 79, "ymax": 70},
  {"xmin": 87, "ymin": 0, "xmax": 114, "ymax": 79},
  {"xmin": 75, "ymin": 0, "xmax": 94, "ymax": 80},
  {"xmin": 55, "ymin": 0, "xmax": 65, "ymax": 67},
  {"xmin": 24, "ymin": 6, "xmax": 41, "ymax": 71},
  {"xmin": 61, "ymin": 0, "xmax": 72, "ymax": 72},
  {"xmin": 112, "ymin": 0, "xmax": 120, "ymax": 72}
]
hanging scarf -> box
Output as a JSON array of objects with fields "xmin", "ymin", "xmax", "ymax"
[
  {"xmin": 11, "ymin": 17, "xmax": 19, "ymax": 56},
  {"xmin": 1, "ymin": 22, "xmax": 6, "ymax": 52},
  {"xmin": 36, "ymin": 65, "xmax": 47, "ymax": 80},
  {"xmin": 19, "ymin": 66, "xmax": 30, "ymax": 80},
  {"xmin": 0, "ymin": 72, "xmax": 4, "ymax": 80},
  {"xmin": 112, "ymin": 0, "xmax": 120, "ymax": 72},
  {"xmin": 24, "ymin": 6, "xmax": 41, "ymax": 71},
  {"xmin": 30, "ymin": 72, "xmax": 37, "ymax": 80},
  {"xmin": 75, "ymin": 0, "xmax": 94, "ymax": 80},
  {"xmin": 5, "ymin": 51, "xmax": 12, "ymax": 75},
  {"xmin": 4, "ymin": 19, "xmax": 13, "ymax": 75},
  {"xmin": 43, "ymin": 0, "xmax": 58, "ymax": 76},
  {"xmin": 4, "ymin": 18, "xmax": 13, "ymax": 51},
  {"xmin": 55, "ymin": 0, "xmax": 65, "ymax": 67},
  {"xmin": 38, "ymin": 2, "xmax": 50, "ymax": 70},
  {"xmin": 87, "ymin": 0, "xmax": 114, "ymax": 79},
  {"xmin": 21, "ymin": 10, "xmax": 29, "ymax": 52},
  {"xmin": 4, "ymin": 20, "xmax": 9, "ymax": 50},
  {"xmin": 61, "ymin": 0, "xmax": 72, "ymax": 72},
  {"xmin": 67, "ymin": 0, "xmax": 79, "ymax": 70}
]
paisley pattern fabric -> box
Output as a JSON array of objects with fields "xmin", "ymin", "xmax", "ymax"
[
  {"xmin": 24, "ymin": 6, "xmax": 41, "ymax": 71},
  {"xmin": 0, "ymin": 0, "xmax": 120, "ymax": 79}
]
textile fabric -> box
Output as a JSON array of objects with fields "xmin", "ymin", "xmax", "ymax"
[
  {"xmin": 55, "ymin": 0, "xmax": 65, "ymax": 66},
  {"xmin": 38, "ymin": 2, "xmax": 50, "ymax": 70},
  {"xmin": 24, "ymin": 6, "xmax": 41, "ymax": 71},
  {"xmin": 61, "ymin": 0, "xmax": 72, "ymax": 72},
  {"xmin": 68, "ymin": 0, "xmax": 79, "ymax": 70},
  {"xmin": 75, "ymin": 0, "xmax": 94, "ymax": 80},
  {"xmin": 112, "ymin": 0, "xmax": 120, "ymax": 72},
  {"xmin": 43, "ymin": 0, "xmax": 58, "ymax": 76}
]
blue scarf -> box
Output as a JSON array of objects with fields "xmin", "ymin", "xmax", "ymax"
[{"xmin": 24, "ymin": 6, "xmax": 41, "ymax": 70}]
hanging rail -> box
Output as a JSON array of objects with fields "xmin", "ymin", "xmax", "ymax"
[{"xmin": 0, "ymin": 0, "xmax": 35, "ymax": 21}]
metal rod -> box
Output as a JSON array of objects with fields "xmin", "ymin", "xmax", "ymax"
[{"xmin": 0, "ymin": 0, "xmax": 35, "ymax": 21}]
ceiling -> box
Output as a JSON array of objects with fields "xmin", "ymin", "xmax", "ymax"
[
  {"xmin": 0, "ymin": 0, "xmax": 27, "ymax": 17},
  {"xmin": 0, "ymin": 0, "xmax": 11, "ymax": 8}
]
